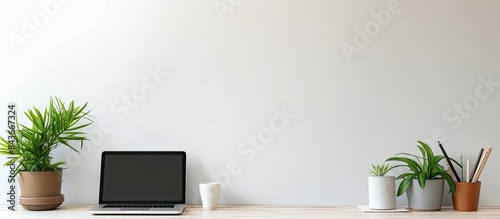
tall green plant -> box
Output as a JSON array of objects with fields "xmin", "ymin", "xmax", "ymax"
[
  {"xmin": 0, "ymin": 97, "xmax": 92, "ymax": 175},
  {"xmin": 386, "ymin": 141, "xmax": 457, "ymax": 196}
]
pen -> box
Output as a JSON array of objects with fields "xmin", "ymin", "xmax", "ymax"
[
  {"xmin": 461, "ymin": 155, "xmax": 463, "ymax": 181},
  {"xmin": 466, "ymin": 158, "xmax": 470, "ymax": 183},
  {"xmin": 438, "ymin": 141, "xmax": 461, "ymax": 182}
]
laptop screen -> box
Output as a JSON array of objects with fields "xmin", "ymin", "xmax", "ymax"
[{"xmin": 99, "ymin": 151, "xmax": 186, "ymax": 204}]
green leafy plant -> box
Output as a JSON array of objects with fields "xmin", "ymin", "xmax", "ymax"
[
  {"xmin": 368, "ymin": 163, "xmax": 396, "ymax": 176},
  {"xmin": 0, "ymin": 97, "xmax": 92, "ymax": 175},
  {"xmin": 386, "ymin": 141, "xmax": 458, "ymax": 196}
]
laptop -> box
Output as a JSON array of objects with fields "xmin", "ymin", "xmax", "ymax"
[{"xmin": 89, "ymin": 151, "xmax": 186, "ymax": 215}]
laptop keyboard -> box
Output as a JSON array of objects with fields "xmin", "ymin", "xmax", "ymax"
[{"xmin": 103, "ymin": 204, "xmax": 175, "ymax": 208}]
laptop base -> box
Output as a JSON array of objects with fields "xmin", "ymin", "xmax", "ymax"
[{"xmin": 89, "ymin": 204, "xmax": 185, "ymax": 215}]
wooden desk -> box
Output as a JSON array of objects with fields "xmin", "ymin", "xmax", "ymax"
[{"xmin": 1, "ymin": 205, "xmax": 499, "ymax": 218}]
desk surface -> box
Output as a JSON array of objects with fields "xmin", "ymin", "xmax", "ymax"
[{"xmin": 1, "ymin": 205, "xmax": 500, "ymax": 218}]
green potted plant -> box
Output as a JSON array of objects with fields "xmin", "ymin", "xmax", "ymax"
[
  {"xmin": 386, "ymin": 141, "xmax": 457, "ymax": 211},
  {"xmin": 368, "ymin": 163, "xmax": 397, "ymax": 210},
  {"xmin": 0, "ymin": 97, "xmax": 92, "ymax": 210}
]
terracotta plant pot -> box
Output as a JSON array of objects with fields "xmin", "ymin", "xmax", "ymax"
[{"xmin": 18, "ymin": 170, "xmax": 65, "ymax": 210}]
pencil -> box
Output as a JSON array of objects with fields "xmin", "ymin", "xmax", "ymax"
[
  {"xmin": 469, "ymin": 148, "xmax": 484, "ymax": 182},
  {"xmin": 472, "ymin": 146, "xmax": 493, "ymax": 182},
  {"xmin": 445, "ymin": 162, "xmax": 457, "ymax": 182}
]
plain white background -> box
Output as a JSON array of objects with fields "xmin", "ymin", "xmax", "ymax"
[{"xmin": 0, "ymin": 0, "xmax": 499, "ymax": 207}]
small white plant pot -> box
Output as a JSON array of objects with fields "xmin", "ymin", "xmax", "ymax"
[{"xmin": 368, "ymin": 175, "xmax": 396, "ymax": 210}]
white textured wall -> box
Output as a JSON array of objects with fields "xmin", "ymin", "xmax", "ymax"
[{"xmin": 1, "ymin": 0, "xmax": 499, "ymax": 207}]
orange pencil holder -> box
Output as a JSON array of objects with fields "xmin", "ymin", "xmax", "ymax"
[{"xmin": 452, "ymin": 181, "xmax": 481, "ymax": 211}]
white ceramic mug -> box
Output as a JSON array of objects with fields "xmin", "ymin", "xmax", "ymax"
[{"xmin": 199, "ymin": 182, "xmax": 220, "ymax": 210}]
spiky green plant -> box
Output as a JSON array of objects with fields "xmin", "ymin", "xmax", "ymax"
[
  {"xmin": 0, "ymin": 97, "xmax": 92, "ymax": 175},
  {"xmin": 368, "ymin": 163, "xmax": 396, "ymax": 176},
  {"xmin": 386, "ymin": 141, "xmax": 458, "ymax": 196}
]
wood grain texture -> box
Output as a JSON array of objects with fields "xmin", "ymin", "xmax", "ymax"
[{"xmin": 1, "ymin": 205, "xmax": 500, "ymax": 218}]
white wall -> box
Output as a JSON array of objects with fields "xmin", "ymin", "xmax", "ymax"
[{"xmin": 1, "ymin": 0, "xmax": 499, "ymax": 207}]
